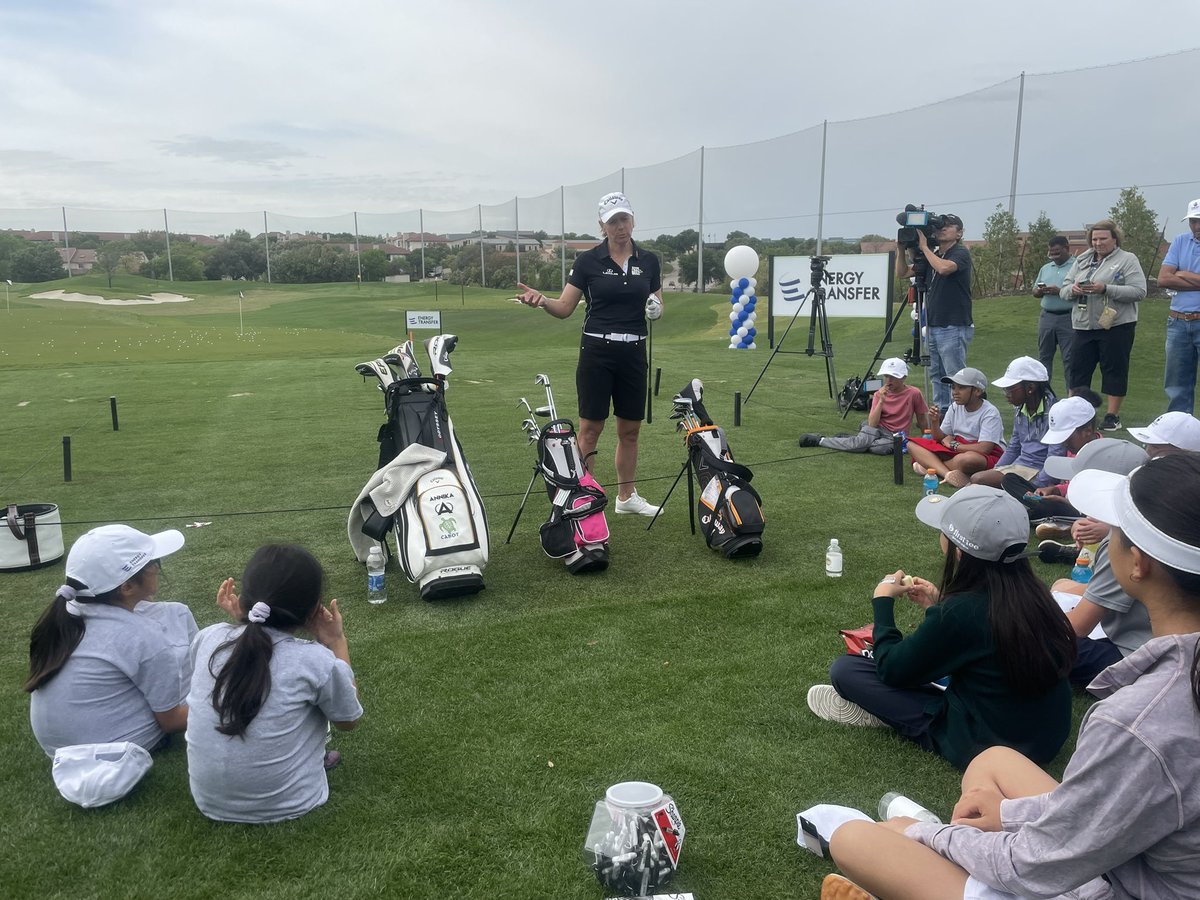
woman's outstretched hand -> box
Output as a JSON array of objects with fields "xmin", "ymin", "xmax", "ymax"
[{"xmin": 216, "ymin": 577, "xmax": 241, "ymax": 620}]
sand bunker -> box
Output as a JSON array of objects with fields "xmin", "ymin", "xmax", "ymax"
[{"xmin": 29, "ymin": 290, "xmax": 195, "ymax": 305}]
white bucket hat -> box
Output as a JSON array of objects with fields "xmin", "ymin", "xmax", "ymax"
[
  {"xmin": 65, "ymin": 524, "xmax": 184, "ymax": 597},
  {"xmin": 52, "ymin": 742, "xmax": 153, "ymax": 808}
]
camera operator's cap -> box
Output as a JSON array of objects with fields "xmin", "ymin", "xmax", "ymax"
[
  {"xmin": 1041, "ymin": 396, "xmax": 1098, "ymax": 444},
  {"xmin": 1126, "ymin": 411, "xmax": 1200, "ymax": 451},
  {"xmin": 941, "ymin": 213, "xmax": 964, "ymax": 229},
  {"xmin": 1067, "ymin": 461, "xmax": 1200, "ymax": 574},
  {"xmin": 1044, "ymin": 438, "xmax": 1148, "ymax": 481},
  {"xmin": 66, "ymin": 524, "xmax": 184, "ymax": 597},
  {"xmin": 914, "ymin": 484, "xmax": 1030, "ymax": 562},
  {"xmin": 52, "ymin": 742, "xmax": 153, "ymax": 808},
  {"xmin": 940, "ymin": 367, "xmax": 988, "ymax": 391},
  {"xmin": 598, "ymin": 192, "xmax": 634, "ymax": 223},
  {"xmin": 992, "ymin": 356, "xmax": 1049, "ymax": 388},
  {"xmin": 878, "ymin": 357, "xmax": 908, "ymax": 379},
  {"xmin": 1183, "ymin": 198, "xmax": 1200, "ymax": 221}
]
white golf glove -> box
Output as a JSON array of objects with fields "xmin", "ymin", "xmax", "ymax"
[{"xmin": 645, "ymin": 296, "xmax": 663, "ymax": 321}]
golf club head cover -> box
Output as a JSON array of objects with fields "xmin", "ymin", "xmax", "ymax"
[
  {"xmin": 675, "ymin": 378, "xmax": 713, "ymax": 426},
  {"xmin": 356, "ymin": 359, "xmax": 395, "ymax": 388},
  {"xmin": 425, "ymin": 334, "xmax": 458, "ymax": 381},
  {"xmin": 389, "ymin": 341, "xmax": 423, "ymax": 379}
]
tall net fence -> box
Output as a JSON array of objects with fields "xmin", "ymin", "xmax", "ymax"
[{"xmin": 4, "ymin": 50, "xmax": 1197, "ymax": 287}]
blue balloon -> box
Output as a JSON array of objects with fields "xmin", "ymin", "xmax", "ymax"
[
  {"xmin": 729, "ymin": 326, "xmax": 738, "ymax": 336},
  {"xmin": 747, "ymin": 327, "xmax": 757, "ymax": 338},
  {"xmin": 738, "ymin": 340, "xmax": 749, "ymax": 349},
  {"xmin": 738, "ymin": 277, "xmax": 750, "ymax": 289},
  {"xmin": 732, "ymin": 287, "xmax": 743, "ymax": 298},
  {"xmin": 746, "ymin": 297, "xmax": 756, "ymax": 309}
]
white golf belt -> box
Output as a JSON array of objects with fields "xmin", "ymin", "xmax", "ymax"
[{"xmin": 584, "ymin": 332, "xmax": 643, "ymax": 342}]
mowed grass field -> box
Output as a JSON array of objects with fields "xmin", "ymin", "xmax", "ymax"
[{"xmin": 0, "ymin": 273, "xmax": 1174, "ymax": 899}]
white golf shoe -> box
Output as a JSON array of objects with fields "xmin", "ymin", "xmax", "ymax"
[{"xmin": 614, "ymin": 491, "xmax": 660, "ymax": 517}]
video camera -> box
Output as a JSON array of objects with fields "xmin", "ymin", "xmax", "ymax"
[
  {"xmin": 895, "ymin": 204, "xmax": 946, "ymax": 250},
  {"xmin": 810, "ymin": 254, "xmax": 831, "ymax": 288}
]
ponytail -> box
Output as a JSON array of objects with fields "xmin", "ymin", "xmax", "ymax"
[{"xmin": 209, "ymin": 544, "xmax": 323, "ymax": 736}]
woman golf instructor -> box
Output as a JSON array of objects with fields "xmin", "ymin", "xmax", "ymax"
[{"xmin": 517, "ymin": 191, "xmax": 663, "ymax": 516}]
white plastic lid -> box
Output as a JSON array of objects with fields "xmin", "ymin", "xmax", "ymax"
[{"xmin": 605, "ymin": 781, "xmax": 663, "ymax": 809}]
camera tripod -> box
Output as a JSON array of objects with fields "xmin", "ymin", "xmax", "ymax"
[{"xmin": 745, "ymin": 255, "xmax": 838, "ymax": 407}]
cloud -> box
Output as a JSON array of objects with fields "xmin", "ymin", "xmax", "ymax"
[{"xmin": 156, "ymin": 135, "xmax": 307, "ymax": 168}]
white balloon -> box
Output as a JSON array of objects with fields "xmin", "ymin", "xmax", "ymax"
[
  {"xmin": 748, "ymin": 276, "xmax": 757, "ymax": 288},
  {"xmin": 732, "ymin": 301, "xmax": 744, "ymax": 313},
  {"xmin": 729, "ymin": 310, "xmax": 739, "ymax": 322},
  {"xmin": 723, "ymin": 245, "xmax": 760, "ymax": 280},
  {"xmin": 729, "ymin": 340, "xmax": 740, "ymax": 349},
  {"xmin": 742, "ymin": 285, "xmax": 755, "ymax": 298},
  {"xmin": 748, "ymin": 342, "xmax": 757, "ymax": 349},
  {"xmin": 737, "ymin": 326, "xmax": 748, "ymax": 337},
  {"xmin": 730, "ymin": 279, "xmax": 740, "ymax": 292}
]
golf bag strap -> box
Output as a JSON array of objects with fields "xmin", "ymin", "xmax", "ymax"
[
  {"xmin": 7, "ymin": 505, "xmax": 40, "ymax": 565},
  {"xmin": 559, "ymin": 483, "xmax": 607, "ymax": 519},
  {"xmin": 687, "ymin": 428, "xmax": 755, "ymax": 483}
]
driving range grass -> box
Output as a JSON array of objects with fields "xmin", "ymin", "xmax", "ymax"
[{"xmin": 0, "ymin": 274, "xmax": 1172, "ymax": 899}]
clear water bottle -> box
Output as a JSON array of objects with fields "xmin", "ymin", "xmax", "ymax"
[
  {"xmin": 878, "ymin": 792, "xmax": 942, "ymax": 824},
  {"xmin": 366, "ymin": 544, "xmax": 387, "ymax": 604},
  {"xmin": 923, "ymin": 468, "xmax": 939, "ymax": 496},
  {"xmin": 1071, "ymin": 549, "xmax": 1093, "ymax": 585},
  {"xmin": 825, "ymin": 539, "xmax": 843, "ymax": 578}
]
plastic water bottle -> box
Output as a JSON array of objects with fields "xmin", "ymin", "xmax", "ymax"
[
  {"xmin": 923, "ymin": 468, "xmax": 939, "ymax": 496},
  {"xmin": 366, "ymin": 544, "xmax": 387, "ymax": 604},
  {"xmin": 922, "ymin": 429, "xmax": 933, "ymax": 442},
  {"xmin": 825, "ymin": 539, "xmax": 843, "ymax": 578},
  {"xmin": 878, "ymin": 792, "xmax": 942, "ymax": 824},
  {"xmin": 1071, "ymin": 549, "xmax": 1093, "ymax": 585}
]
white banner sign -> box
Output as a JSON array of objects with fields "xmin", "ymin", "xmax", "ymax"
[
  {"xmin": 770, "ymin": 253, "xmax": 892, "ymax": 319},
  {"xmin": 405, "ymin": 310, "xmax": 442, "ymax": 330}
]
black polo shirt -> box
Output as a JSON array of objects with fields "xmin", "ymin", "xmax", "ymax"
[
  {"xmin": 567, "ymin": 239, "xmax": 661, "ymax": 336},
  {"xmin": 926, "ymin": 243, "xmax": 973, "ymax": 327}
]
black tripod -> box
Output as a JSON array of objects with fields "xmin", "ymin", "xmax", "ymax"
[
  {"xmin": 841, "ymin": 251, "xmax": 931, "ymax": 418},
  {"xmin": 745, "ymin": 255, "xmax": 837, "ymax": 406}
]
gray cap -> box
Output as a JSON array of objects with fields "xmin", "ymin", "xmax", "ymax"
[
  {"xmin": 914, "ymin": 484, "xmax": 1030, "ymax": 562},
  {"xmin": 940, "ymin": 367, "xmax": 988, "ymax": 391},
  {"xmin": 1043, "ymin": 438, "xmax": 1148, "ymax": 481}
]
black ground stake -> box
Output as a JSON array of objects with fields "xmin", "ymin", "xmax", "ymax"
[
  {"xmin": 110, "ymin": 396, "xmax": 119, "ymax": 431},
  {"xmin": 734, "ymin": 392, "xmax": 742, "ymax": 427},
  {"xmin": 63, "ymin": 436, "xmax": 72, "ymax": 482}
]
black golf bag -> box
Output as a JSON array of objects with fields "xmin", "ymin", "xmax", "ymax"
[
  {"xmin": 675, "ymin": 378, "xmax": 764, "ymax": 559},
  {"xmin": 351, "ymin": 337, "xmax": 489, "ymax": 600},
  {"xmin": 535, "ymin": 419, "xmax": 610, "ymax": 574}
]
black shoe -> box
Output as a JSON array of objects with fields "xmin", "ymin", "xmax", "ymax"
[
  {"xmin": 1038, "ymin": 540, "xmax": 1078, "ymax": 565},
  {"xmin": 799, "ymin": 433, "xmax": 823, "ymax": 448},
  {"xmin": 1101, "ymin": 413, "xmax": 1121, "ymax": 432}
]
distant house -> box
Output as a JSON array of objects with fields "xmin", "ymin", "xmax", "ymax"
[
  {"xmin": 57, "ymin": 247, "xmax": 97, "ymax": 275},
  {"xmin": 394, "ymin": 232, "xmax": 449, "ymax": 252}
]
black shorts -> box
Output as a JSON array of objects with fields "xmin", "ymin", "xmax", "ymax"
[
  {"xmin": 576, "ymin": 334, "xmax": 647, "ymax": 421},
  {"xmin": 1068, "ymin": 323, "xmax": 1136, "ymax": 396}
]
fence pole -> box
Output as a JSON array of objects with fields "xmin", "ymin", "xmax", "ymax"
[
  {"xmin": 514, "ymin": 196, "xmax": 520, "ymax": 288},
  {"xmin": 697, "ymin": 146, "xmax": 705, "ymax": 293},
  {"xmin": 560, "ymin": 186, "xmax": 567, "ymax": 290},
  {"xmin": 478, "ymin": 204, "xmax": 486, "ymax": 288},
  {"xmin": 163, "ymin": 208, "xmax": 174, "ymax": 282},
  {"xmin": 816, "ymin": 120, "xmax": 828, "ymax": 256},
  {"xmin": 62, "ymin": 207, "xmax": 72, "ymax": 278},
  {"xmin": 263, "ymin": 211, "xmax": 272, "ymax": 284},
  {"xmin": 419, "ymin": 208, "xmax": 426, "ymax": 281},
  {"xmin": 1008, "ymin": 72, "xmax": 1026, "ymax": 218},
  {"xmin": 353, "ymin": 211, "xmax": 362, "ymax": 286}
]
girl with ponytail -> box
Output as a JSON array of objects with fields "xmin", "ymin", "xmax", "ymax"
[
  {"xmin": 186, "ymin": 544, "xmax": 362, "ymax": 823},
  {"xmin": 26, "ymin": 525, "xmax": 192, "ymax": 756}
]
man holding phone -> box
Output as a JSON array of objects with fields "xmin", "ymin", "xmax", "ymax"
[{"xmin": 1032, "ymin": 235, "xmax": 1076, "ymax": 388}]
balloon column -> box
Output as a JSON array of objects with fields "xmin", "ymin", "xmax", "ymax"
[{"xmin": 723, "ymin": 245, "xmax": 759, "ymax": 350}]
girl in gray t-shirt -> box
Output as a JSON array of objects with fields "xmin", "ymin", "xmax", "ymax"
[
  {"xmin": 187, "ymin": 545, "xmax": 363, "ymax": 823},
  {"xmin": 26, "ymin": 524, "xmax": 192, "ymax": 757}
]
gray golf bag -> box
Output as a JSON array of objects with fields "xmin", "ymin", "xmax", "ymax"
[
  {"xmin": 351, "ymin": 336, "xmax": 489, "ymax": 600},
  {"xmin": 673, "ymin": 378, "xmax": 764, "ymax": 559}
]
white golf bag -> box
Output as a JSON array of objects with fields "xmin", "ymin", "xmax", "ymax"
[{"xmin": 349, "ymin": 336, "xmax": 490, "ymax": 600}]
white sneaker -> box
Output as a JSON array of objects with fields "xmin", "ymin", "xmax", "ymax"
[
  {"xmin": 806, "ymin": 684, "xmax": 887, "ymax": 728},
  {"xmin": 615, "ymin": 491, "xmax": 660, "ymax": 516}
]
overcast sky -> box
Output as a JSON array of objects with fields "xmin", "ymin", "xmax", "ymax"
[{"xmin": 1, "ymin": 1, "xmax": 1197, "ymax": 236}]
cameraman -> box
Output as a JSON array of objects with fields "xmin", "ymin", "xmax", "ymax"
[{"xmin": 897, "ymin": 214, "xmax": 973, "ymax": 412}]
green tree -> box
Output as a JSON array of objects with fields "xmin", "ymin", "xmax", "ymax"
[
  {"xmin": 972, "ymin": 204, "xmax": 1021, "ymax": 296},
  {"xmin": 1108, "ymin": 186, "xmax": 1162, "ymax": 276},
  {"xmin": 12, "ymin": 243, "xmax": 65, "ymax": 282},
  {"xmin": 204, "ymin": 232, "xmax": 267, "ymax": 281},
  {"xmin": 676, "ymin": 248, "xmax": 722, "ymax": 290},
  {"xmin": 1021, "ymin": 212, "xmax": 1059, "ymax": 290},
  {"xmin": 359, "ymin": 249, "xmax": 389, "ymax": 282},
  {"xmin": 270, "ymin": 242, "xmax": 355, "ymax": 283},
  {"xmin": 0, "ymin": 232, "xmax": 28, "ymax": 279},
  {"xmin": 97, "ymin": 243, "xmax": 125, "ymax": 288}
]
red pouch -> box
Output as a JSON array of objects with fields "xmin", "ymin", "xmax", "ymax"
[{"xmin": 839, "ymin": 625, "xmax": 874, "ymax": 658}]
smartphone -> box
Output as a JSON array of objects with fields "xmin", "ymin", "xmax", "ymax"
[{"xmin": 1036, "ymin": 282, "xmax": 1046, "ymax": 288}]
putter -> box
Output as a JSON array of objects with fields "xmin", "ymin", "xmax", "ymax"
[
  {"xmin": 534, "ymin": 373, "xmax": 558, "ymax": 421},
  {"xmin": 534, "ymin": 405, "xmax": 553, "ymax": 418}
]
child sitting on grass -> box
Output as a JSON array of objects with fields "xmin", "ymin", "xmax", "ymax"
[
  {"xmin": 799, "ymin": 357, "xmax": 931, "ymax": 454},
  {"xmin": 906, "ymin": 367, "xmax": 1005, "ymax": 487},
  {"xmin": 186, "ymin": 544, "xmax": 363, "ymax": 823},
  {"xmin": 26, "ymin": 525, "xmax": 193, "ymax": 756}
]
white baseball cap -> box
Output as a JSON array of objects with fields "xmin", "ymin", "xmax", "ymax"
[
  {"xmin": 52, "ymin": 742, "xmax": 153, "ymax": 808},
  {"xmin": 66, "ymin": 524, "xmax": 184, "ymax": 597},
  {"xmin": 1041, "ymin": 396, "xmax": 1097, "ymax": 444},
  {"xmin": 914, "ymin": 484, "xmax": 1030, "ymax": 562},
  {"xmin": 992, "ymin": 356, "xmax": 1049, "ymax": 388},
  {"xmin": 598, "ymin": 192, "xmax": 634, "ymax": 223},
  {"xmin": 1044, "ymin": 438, "xmax": 1148, "ymax": 481},
  {"xmin": 1183, "ymin": 198, "xmax": 1200, "ymax": 221},
  {"xmin": 878, "ymin": 357, "xmax": 908, "ymax": 379},
  {"xmin": 1126, "ymin": 411, "xmax": 1200, "ymax": 451}
]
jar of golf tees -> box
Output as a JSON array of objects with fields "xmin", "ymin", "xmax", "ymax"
[{"xmin": 582, "ymin": 781, "xmax": 685, "ymax": 896}]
